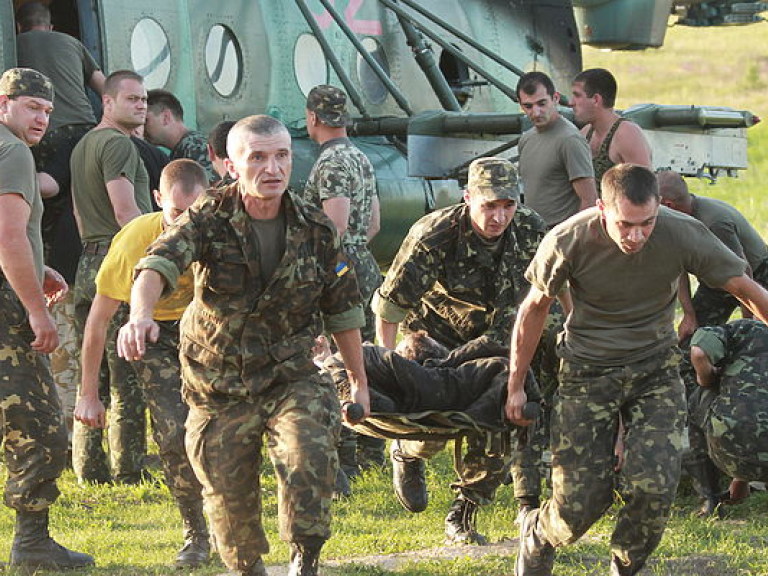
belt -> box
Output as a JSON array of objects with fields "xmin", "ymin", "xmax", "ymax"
[{"xmin": 82, "ymin": 242, "xmax": 110, "ymax": 256}]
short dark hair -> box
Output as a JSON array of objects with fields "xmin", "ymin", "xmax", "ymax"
[
  {"xmin": 656, "ymin": 170, "xmax": 690, "ymax": 204},
  {"xmin": 208, "ymin": 120, "xmax": 236, "ymax": 159},
  {"xmin": 573, "ymin": 68, "xmax": 617, "ymax": 109},
  {"xmin": 516, "ymin": 71, "xmax": 555, "ymax": 100},
  {"xmin": 16, "ymin": 2, "xmax": 50, "ymax": 30},
  {"xmin": 160, "ymin": 159, "xmax": 208, "ymax": 195},
  {"xmin": 147, "ymin": 89, "xmax": 184, "ymax": 121},
  {"xmin": 602, "ymin": 164, "xmax": 659, "ymax": 208},
  {"xmin": 395, "ymin": 331, "xmax": 449, "ymax": 364},
  {"xmin": 104, "ymin": 70, "xmax": 143, "ymax": 97}
]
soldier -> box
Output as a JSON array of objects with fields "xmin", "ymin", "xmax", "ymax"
[
  {"xmin": 116, "ymin": 115, "xmax": 369, "ymax": 576},
  {"xmin": 687, "ymin": 320, "xmax": 768, "ymax": 506},
  {"xmin": 657, "ymin": 170, "xmax": 768, "ymax": 336},
  {"xmin": 516, "ymin": 71, "xmax": 597, "ymax": 228},
  {"xmin": 70, "ymin": 69, "xmax": 153, "ymax": 485},
  {"xmin": 373, "ymin": 157, "xmax": 548, "ymax": 544},
  {"xmin": 207, "ymin": 119, "xmax": 236, "ymax": 185},
  {"xmin": 507, "ymin": 164, "xmax": 768, "ymax": 576},
  {"xmin": 570, "ymin": 68, "xmax": 652, "ymax": 192},
  {"xmin": 304, "ymin": 84, "xmax": 384, "ymax": 487},
  {"xmin": 144, "ymin": 89, "xmax": 216, "ymax": 182},
  {"xmin": 73, "ymin": 159, "xmax": 209, "ymax": 568},
  {"xmin": 0, "ymin": 67, "xmax": 94, "ymax": 570}
]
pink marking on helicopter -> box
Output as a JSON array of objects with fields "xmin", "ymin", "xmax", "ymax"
[{"xmin": 313, "ymin": 0, "xmax": 383, "ymax": 35}]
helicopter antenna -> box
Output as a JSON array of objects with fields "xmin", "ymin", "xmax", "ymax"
[
  {"xmin": 379, "ymin": 0, "xmax": 520, "ymax": 103},
  {"xmin": 294, "ymin": 0, "xmax": 373, "ymax": 120},
  {"xmin": 309, "ymin": 0, "xmax": 414, "ymax": 116}
]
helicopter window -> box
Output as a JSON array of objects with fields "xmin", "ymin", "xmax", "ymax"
[
  {"xmin": 439, "ymin": 48, "xmax": 472, "ymax": 108},
  {"xmin": 205, "ymin": 25, "xmax": 242, "ymax": 98},
  {"xmin": 130, "ymin": 18, "xmax": 171, "ymax": 89},
  {"xmin": 294, "ymin": 34, "xmax": 328, "ymax": 97},
  {"xmin": 357, "ymin": 37, "xmax": 389, "ymax": 105}
]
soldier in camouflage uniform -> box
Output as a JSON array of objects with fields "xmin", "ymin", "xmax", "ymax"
[
  {"xmin": 0, "ymin": 67, "xmax": 94, "ymax": 571},
  {"xmin": 117, "ymin": 115, "xmax": 369, "ymax": 576},
  {"xmin": 144, "ymin": 89, "xmax": 217, "ymax": 183},
  {"xmin": 373, "ymin": 157, "xmax": 549, "ymax": 544},
  {"xmin": 506, "ymin": 164, "xmax": 768, "ymax": 576},
  {"xmin": 687, "ymin": 320, "xmax": 768, "ymax": 500},
  {"xmin": 304, "ymin": 84, "xmax": 384, "ymax": 487},
  {"xmin": 74, "ymin": 160, "xmax": 209, "ymax": 568},
  {"xmin": 658, "ymin": 170, "xmax": 768, "ymax": 334}
]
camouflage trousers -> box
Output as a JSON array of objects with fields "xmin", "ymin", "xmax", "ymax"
[
  {"xmin": 529, "ymin": 348, "xmax": 686, "ymax": 575},
  {"xmin": 184, "ymin": 373, "xmax": 341, "ymax": 571},
  {"xmin": 131, "ymin": 320, "xmax": 203, "ymax": 503},
  {"xmin": 689, "ymin": 384, "xmax": 768, "ymax": 482},
  {"xmin": 72, "ymin": 250, "xmax": 146, "ymax": 483},
  {"xmin": 50, "ymin": 292, "xmax": 79, "ymax": 449},
  {"xmin": 399, "ymin": 431, "xmax": 511, "ymax": 505},
  {"xmin": 0, "ymin": 286, "xmax": 68, "ymax": 512},
  {"xmin": 693, "ymin": 259, "xmax": 768, "ymax": 327}
]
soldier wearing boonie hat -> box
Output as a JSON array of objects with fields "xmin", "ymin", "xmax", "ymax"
[
  {"xmin": 306, "ymin": 84, "xmax": 350, "ymax": 128},
  {"xmin": 0, "ymin": 67, "xmax": 54, "ymax": 102},
  {"xmin": 467, "ymin": 157, "xmax": 520, "ymax": 202}
]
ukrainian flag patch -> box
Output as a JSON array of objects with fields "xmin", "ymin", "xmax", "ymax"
[{"xmin": 335, "ymin": 261, "xmax": 350, "ymax": 277}]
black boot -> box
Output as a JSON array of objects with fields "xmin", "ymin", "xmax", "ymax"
[
  {"xmin": 9, "ymin": 509, "xmax": 95, "ymax": 570},
  {"xmin": 390, "ymin": 440, "xmax": 428, "ymax": 512},
  {"xmin": 444, "ymin": 497, "xmax": 488, "ymax": 545},
  {"xmin": 685, "ymin": 458, "xmax": 724, "ymax": 518},
  {"xmin": 175, "ymin": 500, "xmax": 210, "ymax": 568},
  {"xmin": 288, "ymin": 541, "xmax": 322, "ymax": 576},
  {"xmin": 216, "ymin": 558, "xmax": 267, "ymax": 576}
]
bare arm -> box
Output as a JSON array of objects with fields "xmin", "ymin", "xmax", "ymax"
[
  {"xmin": 690, "ymin": 345, "xmax": 719, "ymax": 387},
  {"xmin": 723, "ymin": 274, "xmax": 768, "ymax": 324},
  {"xmin": 614, "ymin": 122, "xmax": 653, "ymax": 168},
  {"xmin": 367, "ymin": 195, "xmax": 381, "ymax": 241},
  {"xmin": 322, "ymin": 197, "xmax": 351, "ymax": 239},
  {"xmin": 506, "ymin": 286, "xmax": 555, "ymax": 423},
  {"xmin": 116, "ymin": 269, "xmax": 165, "ymax": 361},
  {"xmin": 332, "ymin": 328, "xmax": 370, "ymax": 422},
  {"xmin": 572, "ymin": 177, "xmax": 598, "ymax": 212},
  {"xmin": 375, "ymin": 315, "xmax": 399, "ymax": 349},
  {"xmin": 106, "ymin": 177, "xmax": 143, "ymax": 228},
  {"xmin": 88, "ymin": 70, "xmax": 107, "ymax": 95},
  {"xmin": 74, "ymin": 294, "xmax": 121, "ymax": 428},
  {"xmin": 677, "ymin": 273, "xmax": 698, "ymax": 342},
  {"xmin": 0, "ymin": 194, "xmax": 57, "ymax": 353}
]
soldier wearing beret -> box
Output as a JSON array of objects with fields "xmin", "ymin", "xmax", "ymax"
[
  {"xmin": 304, "ymin": 84, "xmax": 384, "ymax": 490},
  {"xmin": 0, "ymin": 67, "xmax": 93, "ymax": 570},
  {"xmin": 117, "ymin": 114, "xmax": 369, "ymax": 576},
  {"xmin": 373, "ymin": 156, "xmax": 549, "ymax": 544}
]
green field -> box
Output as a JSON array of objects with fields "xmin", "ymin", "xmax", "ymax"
[{"xmin": 2, "ymin": 18, "xmax": 768, "ymax": 576}]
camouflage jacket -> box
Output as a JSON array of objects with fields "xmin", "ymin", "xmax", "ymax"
[
  {"xmin": 302, "ymin": 137, "xmax": 376, "ymax": 247},
  {"xmin": 136, "ymin": 183, "xmax": 364, "ymax": 397},
  {"xmin": 172, "ymin": 130, "xmax": 216, "ymax": 183},
  {"xmin": 373, "ymin": 203, "xmax": 546, "ymax": 348}
]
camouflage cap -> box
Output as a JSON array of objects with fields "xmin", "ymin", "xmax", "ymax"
[
  {"xmin": 306, "ymin": 84, "xmax": 349, "ymax": 127},
  {"xmin": 0, "ymin": 67, "xmax": 54, "ymax": 102},
  {"xmin": 467, "ymin": 157, "xmax": 520, "ymax": 202}
]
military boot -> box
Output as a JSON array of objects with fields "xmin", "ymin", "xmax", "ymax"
[
  {"xmin": 685, "ymin": 458, "xmax": 724, "ymax": 518},
  {"xmin": 390, "ymin": 440, "xmax": 428, "ymax": 513},
  {"xmin": 175, "ymin": 500, "xmax": 210, "ymax": 568},
  {"xmin": 444, "ymin": 497, "xmax": 488, "ymax": 545},
  {"xmin": 216, "ymin": 558, "xmax": 267, "ymax": 576},
  {"xmin": 288, "ymin": 541, "xmax": 322, "ymax": 576},
  {"xmin": 515, "ymin": 508, "xmax": 555, "ymax": 576},
  {"xmin": 9, "ymin": 509, "xmax": 95, "ymax": 570}
]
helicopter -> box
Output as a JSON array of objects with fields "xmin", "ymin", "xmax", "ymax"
[{"xmin": 1, "ymin": 0, "xmax": 763, "ymax": 261}]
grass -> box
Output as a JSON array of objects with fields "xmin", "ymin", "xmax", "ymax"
[{"xmin": 3, "ymin": 16, "xmax": 768, "ymax": 576}]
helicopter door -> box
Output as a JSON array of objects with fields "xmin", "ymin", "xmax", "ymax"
[
  {"xmin": 186, "ymin": 1, "xmax": 267, "ymax": 133},
  {"xmin": 1, "ymin": 0, "xmax": 16, "ymax": 70},
  {"xmin": 95, "ymin": 0, "xmax": 197, "ymax": 125}
]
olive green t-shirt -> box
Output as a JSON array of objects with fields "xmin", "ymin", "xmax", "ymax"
[
  {"xmin": 692, "ymin": 194, "xmax": 768, "ymax": 270},
  {"xmin": 527, "ymin": 206, "xmax": 746, "ymax": 365},
  {"xmin": 0, "ymin": 124, "xmax": 44, "ymax": 282},
  {"xmin": 71, "ymin": 128, "xmax": 151, "ymax": 243}
]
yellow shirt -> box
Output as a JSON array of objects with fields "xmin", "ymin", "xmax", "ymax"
[{"xmin": 96, "ymin": 212, "xmax": 193, "ymax": 321}]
